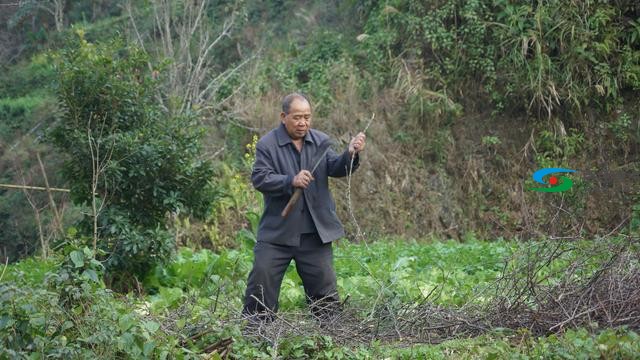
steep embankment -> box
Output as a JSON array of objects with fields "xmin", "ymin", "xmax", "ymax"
[
  {"xmin": 218, "ymin": 0, "xmax": 640, "ymax": 241},
  {"xmin": 1, "ymin": 1, "xmax": 639, "ymax": 262}
]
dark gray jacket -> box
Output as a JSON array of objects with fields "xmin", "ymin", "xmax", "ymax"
[{"xmin": 251, "ymin": 123, "xmax": 360, "ymax": 246}]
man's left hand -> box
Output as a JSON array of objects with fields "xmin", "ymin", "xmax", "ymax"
[{"xmin": 349, "ymin": 132, "xmax": 366, "ymax": 156}]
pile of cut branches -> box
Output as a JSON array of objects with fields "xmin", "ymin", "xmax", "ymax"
[
  {"xmin": 233, "ymin": 235, "xmax": 639, "ymax": 348},
  {"xmin": 489, "ymin": 235, "xmax": 640, "ymax": 335}
]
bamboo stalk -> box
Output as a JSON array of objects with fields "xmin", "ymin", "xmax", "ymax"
[{"xmin": 0, "ymin": 183, "xmax": 70, "ymax": 193}]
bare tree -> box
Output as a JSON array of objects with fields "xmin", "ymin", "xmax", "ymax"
[
  {"xmin": 126, "ymin": 0, "xmax": 253, "ymax": 115},
  {"xmin": 0, "ymin": 1, "xmax": 22, "ymax": 63},
  {"xmin": 17, "ymin": 168, "xmax": 48, "ymax": 259},
  {"xmin": 48, "ymin": 0, "xmax": 65, "ymax": 32},
  {"xmin": 36, "ymin": 152, "xmax": 64, "ymax": 237},
  {"xmin": 86, "ymin": 113, "xmax": 116, "ymax": 251},
  {"xmin": 4, "ymin": 147, "xmax": 70, "ymax": 259},
  {"xmin": 12, "ymin": 0, "xmax": 66, "ymax": 32}
]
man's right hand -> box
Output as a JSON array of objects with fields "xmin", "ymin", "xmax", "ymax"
[{"xmin": 292, "ymin": 170, "xmax": 314, "ymax": 189}]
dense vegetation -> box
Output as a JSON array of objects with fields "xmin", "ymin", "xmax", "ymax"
[
  {"xmin": 0, "ymin": 0, "xmax": 639, "ymax": 358},
  {"xmin": 4, "ymin": 239, "xmax": 640, "ymax": 358}
]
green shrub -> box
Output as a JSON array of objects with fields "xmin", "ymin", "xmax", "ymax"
[
  {"xmin": 49, "ymin": 31, "xmax": 217, "ymax": 284},
  {"xmin": 0, "ymin": 95, "xmax": 52, "ymax": 141},
  {"xmin": 358, "ymin": 0, "xmax": 640, "ymax": 117},
  {"xmin": 0, "ymin": 249, "xmax": 171, "ymax": 358},
  {"xmin": 0, "ymin": 53, "xmax": 56, "ymax": 98},
  {"xmin": 270, "ymin": 30, "xmax": 353, "ymax": 115}
]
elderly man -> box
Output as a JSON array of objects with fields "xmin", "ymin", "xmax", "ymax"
[{"xmin": 242, "ymin": 93, "xmax": 366, "ymax": 322}]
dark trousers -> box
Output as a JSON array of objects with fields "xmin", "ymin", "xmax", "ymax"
[{"xmin": 242, "ymin": 232, "xmax": 339, "ymax": 320}]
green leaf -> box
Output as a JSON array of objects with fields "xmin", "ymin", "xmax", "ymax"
[
  {"xmin": 70, "ymin": 250, "xmax": 84, "ymax": 268},
  {"xmin": 66, "ymin": 226, "xmax": 78, "ymax": 238},
  {"xmin": 0, "ymin": 316, "xmax": 15, "ymax": 329},
  {"xmin": 82, "ymin": 269, "xmax": 99, "ymax": 282},
  {"xmin": 143, "ymin": 320, "xmax": 160, "ymax": 334},
  {"xmin": 61, "ymin": 321, "xmax": 74, "ymax": 331},
  {"xmin": 90, "ymin": 259, "xmax": 104, "ymax": 268},
  {"xmin": 29, "ymin": 315, "xmax": 45, "ymax": 327},
  {"xmin": 118, "ymin": 314, "xmax": 136, "ymax": 332},
  {"xmin": 143, "ymin": 341, "xmax": 156, "ymax": 356}
]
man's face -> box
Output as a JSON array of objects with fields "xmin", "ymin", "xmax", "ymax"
[{"xmin": 281, "ymin": 98, "xmax": 312, "ymax": 140}]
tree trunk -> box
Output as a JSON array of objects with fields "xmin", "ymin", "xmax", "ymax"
[{"xmin": 54, "ymin": 0, "xmax": 65, "ymax": 32}]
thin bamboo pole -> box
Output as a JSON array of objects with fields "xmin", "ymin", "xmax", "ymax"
[{"xmin": 0, "ymin": 183, "xmax": 70, "ymax": 192}]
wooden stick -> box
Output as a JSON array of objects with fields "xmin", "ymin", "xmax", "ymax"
[
  {"xmin": 281, "ymin": 188, "xmax": 302, "ymax": 217},
  {"xmin": 0, "ymin": 183, "xmax": 70, "ymax": 192},
  {"xmin": 281, "ymin": 142, "xmax": 332, "ymax": 218}
]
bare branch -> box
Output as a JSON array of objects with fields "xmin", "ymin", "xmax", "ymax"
[
  {"xmin": 36, "ymin": 152, "xmax": 64, "ymax": 237},
  {"xmin": 18, "ymin": 168, "xmax": 47, "ymax": 259}
]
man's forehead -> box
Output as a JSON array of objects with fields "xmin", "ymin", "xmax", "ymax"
[{"xmin": 288, "ymin": 99, "xmax": 311, "ymax": 113}]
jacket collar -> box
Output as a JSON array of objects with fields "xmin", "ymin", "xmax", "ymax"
[{"xmin": 276, "ymin": 122, "xmax": 315, "ymax": 146}]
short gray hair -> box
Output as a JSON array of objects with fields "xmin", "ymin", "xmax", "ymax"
[{"xmin": 282, "ymin": 92, "xmax": 311, "ymax": 114}]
